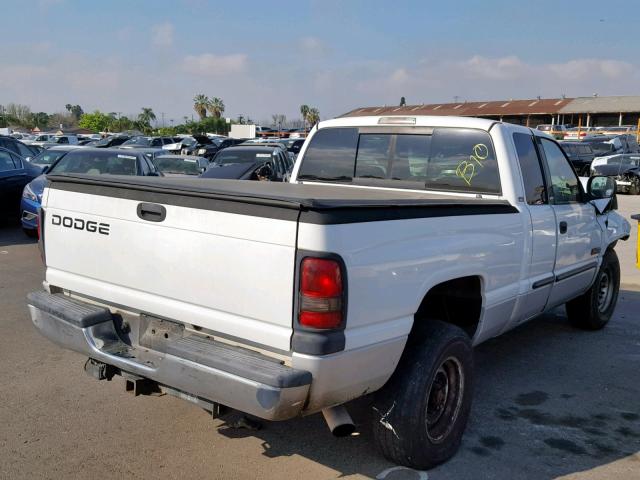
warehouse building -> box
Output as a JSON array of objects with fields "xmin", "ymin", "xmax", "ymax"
[{"xmin": 341, "ymin": 95, "xmax": 640, "ymax": 128}]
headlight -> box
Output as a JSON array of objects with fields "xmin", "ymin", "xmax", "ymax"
[
  {"xmin": 197, "ymin": 148, "xmax": 207, "ymax": 155},
  {"xmin": 22, "ymin": 184, "xmax": 38, "ymax": 202}
]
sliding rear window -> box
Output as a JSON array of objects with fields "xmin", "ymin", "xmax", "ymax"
[{"xmin": 297, "ymin": 127, "xmax": 500, "ymax": 194}]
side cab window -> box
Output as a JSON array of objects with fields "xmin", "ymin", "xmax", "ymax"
[
  {"xmin": 513, "ymin": 132, "xmax": 547, "ymax": 205},
  {"xmin": 537, "ymin": 137, "xmax": 581, "ymax": 204}
]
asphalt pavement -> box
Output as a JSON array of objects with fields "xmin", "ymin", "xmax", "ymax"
[{"xmin": 1, "ymin": 197, "xmax": 640, "ymax": 480}]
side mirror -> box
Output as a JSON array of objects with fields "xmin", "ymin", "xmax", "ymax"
[{"xmin": 588, "ymin": 175, "xmax": 616, "ymax": 199}]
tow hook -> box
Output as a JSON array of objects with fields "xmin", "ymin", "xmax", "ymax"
[{"xmin": 84, "ymin": 358, "xmax": 116, "ymax": 381}]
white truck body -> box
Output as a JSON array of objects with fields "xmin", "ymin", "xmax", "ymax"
[{"xmin": 28, "ymin": 115, "xmax": 630, "ymax": 462}]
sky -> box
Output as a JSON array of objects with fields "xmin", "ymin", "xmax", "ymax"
[{"xmin": 1, "ymin": 0, "xmax": 639, "ymax": 125}]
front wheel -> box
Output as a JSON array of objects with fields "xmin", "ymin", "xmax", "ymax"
[
  {"xmin": 566, "ymin": 249, "xmax": 620, "ymax": 330},
  {"xmin": 371, "ymin": 320, "xmax": 473, "ymax": 469}
]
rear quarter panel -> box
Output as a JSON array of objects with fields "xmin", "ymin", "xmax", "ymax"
[{"xmin": 296, "ymin": 210, "xmax": 524, "ymax": 350}]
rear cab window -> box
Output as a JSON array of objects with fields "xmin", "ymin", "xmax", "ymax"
[{"xmin": 297, "ymin": 127, "xmax": 501, "ymax": 194}]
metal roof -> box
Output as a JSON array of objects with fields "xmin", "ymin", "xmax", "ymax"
[
  {"xmin": 342, "ymin": 96, "xmax": 640, "ymax": 118},
  {"xmin": 342, "ymin": 98, "xmax": 574, "ymax": 118},
  {"xmin": 558, "ymin": 96, "xmax": 640, "ymax": 114}
]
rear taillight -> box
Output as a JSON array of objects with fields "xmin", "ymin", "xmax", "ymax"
[{"xmin": 299, "ymin": 257, "xmax": 344, "ymax": 329}]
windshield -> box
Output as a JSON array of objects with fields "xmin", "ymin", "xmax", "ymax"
[
  {"xmin": 121, "ymin": 136, "xmax": 151, "ymax": 146},
  {"xmin": 48, "ymin": 150, "xmax": 138, "ymax": 175},
  {"xmin": 31, "ymin": 149, "xmax": 68, "ymax": 166},
  {"xmin": 589, "ymin": 142, "xmax": 615, "ymax": 155},
  {"xmin": 192, "ymin": 135, "xmax": 213, "ymax": 145},
  {"xmin": 93, "ymin": 137, "xmax": 112, "ymax": 146},
  {"xmin": 213, "ymin": 149, "xmax": 274, "ymax": 165},
  {"xmin": 155, "ymin": 157, "xmax": 201, "ymax": 175},
  {"xmin": 297, "ymin": 127, "xmax": 501, "ymax": 194}
]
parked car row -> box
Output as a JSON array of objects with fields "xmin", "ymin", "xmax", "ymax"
[
  {"xmin": 557, "ymin": 133, "xmax": 640, "ymax": 178},
  {"xmin": 16, "ymin": 142, "xmax": 295, "ymax": 236}
]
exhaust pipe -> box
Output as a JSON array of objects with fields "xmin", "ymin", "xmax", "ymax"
[{"xmin": 322, "ymin": 405, "xmax": 356, "ymax": 437}]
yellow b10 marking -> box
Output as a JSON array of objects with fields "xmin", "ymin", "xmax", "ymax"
[{"xmin": 456, "ymin": 143, "xmax": 489, "ymax": 186}]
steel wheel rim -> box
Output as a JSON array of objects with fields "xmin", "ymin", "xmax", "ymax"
[
  {"xmin": 597, "ymin": 270, "xmax": 613, "ymax": 313},
  {"xmin": 425, "ymin": 356, "xmax": 464, "ymax": 443}
]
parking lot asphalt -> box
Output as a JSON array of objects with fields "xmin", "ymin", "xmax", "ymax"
[{"xmin": 1, "ymin": 196, "xmax": 640, "ymax": 480}]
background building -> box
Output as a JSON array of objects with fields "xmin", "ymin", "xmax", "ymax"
[{"xmin": 341, "ymin": 95, "xmax": 640, "ymax": 128}]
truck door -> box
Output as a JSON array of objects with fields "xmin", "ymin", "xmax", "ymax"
[
  {"xmin": 510, "ymin": 132, "xmax": 556, "ymax": 325},
  {"xmin": 537, "ymin": 137, "xmax": 602, "ymax": 308}
]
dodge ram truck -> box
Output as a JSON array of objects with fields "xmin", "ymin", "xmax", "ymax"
[{"xmin": 27, "ymin": 115, "xmax": 630, "ymax": 469}]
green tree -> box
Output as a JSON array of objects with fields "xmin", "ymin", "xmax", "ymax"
[
  {"xmin": 65, "ymin": 104, "xmax": 84, "ymax": 121},
  {"xmin": 300, "ymin": 104, "xmax": 310, "ymax": 130},
  {"xmin": 206, "ymin": 97, "xmax": 225, "ymax": 118},
  {"xmin": 78, "ymin": 111, "xmax": 113, "ymax": 132},
  {"xmin": 306, "ymin": 107, "xmax": 320, "ymax": 126},
  {"xmin": 138, "ymin": 107, "xmax": 156, "ymax": 125},
  {"xmin": 137, "ymin": 107, "xmax": 156, "ymax": 133},
  {"xmin": 193, "ymin": 94, "xmax": 208, "ymax": 120},
  {"xmin": 400, "ymin": 96, "xmax": 406, "ymax": 106},
  {"xmin": 31, "ymin": 112, "xmax": 50, "ymax": 129}
]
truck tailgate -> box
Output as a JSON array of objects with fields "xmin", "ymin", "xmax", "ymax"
[{"xmin": 42, "ymin": 177, "xmax": 299, "ymax": 352}]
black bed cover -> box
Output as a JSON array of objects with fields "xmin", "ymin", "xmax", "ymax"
[{"xmin": 46, "ymin": 174, "xmax": 518, "ymax": 224}]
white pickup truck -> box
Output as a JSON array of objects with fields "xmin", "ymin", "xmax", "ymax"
[{"xmin": 27, "ymin": 115, "xmax": 630, "ymax": 469}]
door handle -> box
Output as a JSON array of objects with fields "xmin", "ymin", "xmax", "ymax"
[
  {"xmin": 559, "ymin": 221, "xmax": 568, "ymax": 234},
  {"xmin": 137, "ymin": 203, "xmax": 166, "ymax": 222}
]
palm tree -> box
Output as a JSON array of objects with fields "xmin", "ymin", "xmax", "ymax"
[
  {"xmin": 138, "ymin": 107, "xmax": 156, "ymax": 126},
  {"xmin": 300, "ymin": 104, "xmax": 310, "ymax": 130},
  {"xmin": 306, "ymin": 107, "xmax": 320, "ymax": 127},
  {"xmin": 206, "ymin": 97, "xmax": 225, "ymax": 118},
  {"xmin": 193, "ymin": 94, "xmax": 208, "ymax": 120}
]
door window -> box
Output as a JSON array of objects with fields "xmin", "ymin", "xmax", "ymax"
[
  {"xmin": 539, "ymin": 138, "xmax": 580, "ymax": 204},
  {"xmin": 513, "ymin": 133, "xmax": 547, "ymax": 205},
  {"xmin": 14, "ymin": 141, "xmax": 34, "ymax": 158},
  {"xmin": 0, "ymin": 150, "xmax": 17, "ymax": 171}
]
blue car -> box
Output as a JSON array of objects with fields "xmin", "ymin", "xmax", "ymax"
[
  {"xmin": 21, "ymin": 147, "xmax": 163, "ymax": 237},
  {"xmin": 20, "ymin": 146, "xmax": 80, "ymax": 236},
  {"xmin": 0, "ymin": 147, "xmax": 41, "ymax": 228}
]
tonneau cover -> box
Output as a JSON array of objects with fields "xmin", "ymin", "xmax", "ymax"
[{"xmin": 46, "ymin": 174, "xmax": 515, "ymax": 211}]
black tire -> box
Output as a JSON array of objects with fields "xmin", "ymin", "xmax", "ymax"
[
  {"xmin": 371, "ymin": 320, "xmax": 473, "ymax": 469},
  {"xmin": 566, "ymin": 249, "xmax": 620, "ymax": 330},
  {"xmin": 23, "ymin": 227, "xmax": 38, "ymax": 239},
  {"xmin": 630, "ymin": 178, "xmax": 640, "ymax": 195}
]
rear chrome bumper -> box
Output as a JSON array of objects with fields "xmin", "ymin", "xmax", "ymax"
[{"xmin": 27, "ymin": 291, "xmax": 311, "ymax": 420}]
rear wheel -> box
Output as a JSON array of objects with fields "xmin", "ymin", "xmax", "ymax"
[
  {"xmin": 566, "ymin": 249, "xmax": 620, "ymax": 330},
  {"xmin": 371, "ymin": 320, "xmax": 473, "ymax": 469}
]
